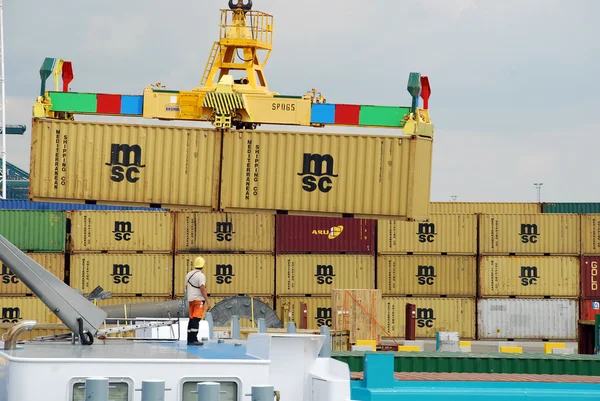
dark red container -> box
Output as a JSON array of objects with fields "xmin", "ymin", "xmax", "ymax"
[
  {"xmin": 275, "ymin": 215, "xmax": 375, "ymax": 254},
  {"xmin": 580, "ymin": 299, "xmax": 600, "ymax": 321},
  {"xmin": 581, "ymin": 256, "xmax": 600, "ymax": 298}
]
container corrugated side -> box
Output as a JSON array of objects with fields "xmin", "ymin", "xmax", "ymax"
[
  {"xmin": 430, "ymin": 202, "xmax": 541, "ymax": 214},
  {"xmin": 93, "ymin": 296, "xmax": 172, "ymax": 307},
  {"xmin": 581, "ymin": 257, "xmax": 600, "ymax": 298},
  {"xmin": 219, "ymin": 130, "xmax": 433, "ymax": 219},
  {"xmin": 542, "ymin": 202, "xmax": 600, "ymax": 214},
  {"xmin": 0, "ymin": 297, "xmax": 53, "ymax": 323},
  {"xmin": 580, "ymin": 299, "xmax": 600, "ymax": 321},
  {"xmin": 70, "ymin": 254, "xmax": 173, "ymax": 296},
  {"xmin": 174, "ymin": 254, "xmax": 274, "ymax": 296},
  {"xmin": 275, "ymin": 215, "xmax": 375, "ymax": 254},
  {"xmin": 377, "ymin": 255, "xmax": 476, "ymax": 296},
  {"xmin": 581, "ymin": 215, "xmax": 600, "ymax": 255},
  {"xmin": 479, "ymin": 256, "xmax": 579, "ymax": 298},
  {"xmin": 275, "ymin": 254, "xmax": 374, "ymax": 295},
  {"xmin": 0, "ymin": 210, "xmax": 66, "ymax": 252},
  {"xmin": 479, "ymin": 214, "xmax": 581, "ymax": 255},
  {"xmin": 69, "ymin": 211, "xmax": 174, "ymax": 252},
  {"xmin": 382, "ymin": 297, "xmax": 475, "ymax": 339},
  {"xmin": 377, "ymin": 214, "xmax": 477, "ymax": 255},
  {"xmin": 29, "ymin": 118, "xmax": 221, "ymax": 209},
  {"xmin": 174, "ymin": 212, "xmax": 274, "ymax": 253},
  {"xmin": 1, "ymin": 253, "xmax": 65, "ymax": 295},
  {"xmin": 477, "ymin": 298, "xmax": 578, "ymax": 340},
  {"xmin": 276, "ymin": 296, "xmax": 332, "ymax": 330}
]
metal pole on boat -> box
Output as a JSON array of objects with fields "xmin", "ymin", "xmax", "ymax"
[
  {"xmin": 251, "ymin": 385, "xmax": 275, "ymax": 401},
  {"xmin": 141, "ymin": 380, "xmax": 167, "ymax": 401},
  {"xmin": 196, "ymin": 382, "xmax": 220, "ymax": 401},
  {"xmin": 231, "ymin": 315, "xmax": 240, "ymax": 339},
  {"xmin": 257, "ymin": 317, "xmax": 267, "ymax": 333},
  {"xmin": 83, "ymin": 377, "xmax": 109, "ymax": 401},
  {"xmin": 205, "ymin": 311, "xmax": 214, "ymax": 339},
  {"xmin": 319, "ymin": 325, "xmax": 331, "ymax": 358},
  {"xmin": 286, "ymin": 322, "xmax": 296, "ymax": 333}
]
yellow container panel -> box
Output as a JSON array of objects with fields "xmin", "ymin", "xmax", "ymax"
[
  {"xmin": 382, "ymin": 297, "xmax": 475, "ymax": 339},
  {"xmin": 0, "ymin": 297, "xmax": 53, "ymax": 323},
  {"xmin": 174, "ymin": 254, "xmax": 274, "ymax": 296},
  {"xmin": 429, "ymin": 202, "xmax": 541, "ymax": 214},
  {"xmin": 69, "ymin": 211, "xmax": 174, "ymax": 252},
  {"xmin": 174, "ymin": 212, "xmax": 274, "ymax": 253},
  {"xmin": 70, "ymin": 254, "xmax": 173, "ymax": 296},
  {"xmin": 244, "ymin": 95, "xmax": 312, "ymax": 126},
  {"xmin": 377, "ymin": 255, "xmax": 476, "ymax": 296},
  {"xmin": 29, "ymin": 118, "xmax": 221, "ymax": 209},
  {"xmin": 275, "ymin": 254, "xmax": 374, "ymax": 295},
  {"xmin": 479, "ymin": 214, "xmax": 580, "ymax": 255},
  {"xmin": 219, "ymin": 130, "xmax": 433, "ymax": 219},
  {"xmin": 377, "ymin": 214, "xmax": 477, "ymax": 255},
  {"xmin": 1, "ymin": 253, "xmax": 65, "ymax": 295},
  {"xmin": 92, "ymin": 296, "xmax": 172, "ymax": 307},
  {"xmin": 479, "ymin": 256, "xmax": 579, "ymax": 298},
  {"xmin": 277, "ymin": 296, "xmax": 332, "ymax": 330},
  {"xmin": 582, "ymin": 215, "xmax": 600, "ymax": 255}
]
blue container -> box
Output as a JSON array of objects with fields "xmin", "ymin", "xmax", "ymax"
[{"xmin": 0, "ymin": 199, "xmax": 165, "ymax": 211}]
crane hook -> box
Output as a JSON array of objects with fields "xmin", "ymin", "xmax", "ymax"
[{"xmin": 228, "ymin": 0, "xmax": 252, "ymax": 11}]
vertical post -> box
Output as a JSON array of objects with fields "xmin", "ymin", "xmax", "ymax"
[
  {"xmin": 141, "ymin": 380, "xmax": 165, "ymax": 401},
  {"xmin": 231, "ymin": 315, "xmax": 240, "ymax": 339},
  {"xmin": 405, "ymin": 303, "xmax": 416, "ymax": 341},
  {"xmin": 286, "ymin": 322, "xmax": 296, "ymax": 333},
  {"xmin": 257, "ymin": 317, "xmax": 267, "ymax": 333},
  {"xmin": 319, "ymin": 325, "xmax": 331, "ymax": 358},
  {"xmin": 84, "ymin": 377, "xmax": 109, "ymax": 401},
  {"xmin": 197, "ymin": 382, "xmax": 220, "ymax": 401},
  {"xmin": 0, "ymin": 0, "xmax": 6, "ymax": 200},
  {"xmin": 251, "ymin": 385, "xmax": 274, "ymax": 401},
  {"xmin": 205, "ymin": 311, "xmax": 214, "ymax": 340}
]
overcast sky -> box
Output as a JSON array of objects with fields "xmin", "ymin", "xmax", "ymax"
[{"xmin": 2, "ymin": 0, "xmax": 599, "ymax": 203}]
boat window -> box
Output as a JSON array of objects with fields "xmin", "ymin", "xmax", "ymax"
[
  {"xmin": 182, "ymin": 381, "xmax": 237, "ymax": 401},
  {"xmin": 71, "ymin": 380, "xmax": 129, "ymax": 401}
]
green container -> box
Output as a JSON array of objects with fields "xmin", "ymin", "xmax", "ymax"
[
  {"xmin": 358, "ymin": 106, "xmax": 410, "ymax": 127},
  {"xmin": 49, "ymin": 92, "xmax": 97, "ymax": 113},
  {"xmin": 542, "ymin": 202, "xmax": 600, "ymax": 214},
  {"xmin": 0, "ymin": 211, "xmax": 66, "ymax": 252}
]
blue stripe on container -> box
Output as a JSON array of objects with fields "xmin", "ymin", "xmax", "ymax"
[
  {"xmin": 0, "ymin": 200, "xmax": 166, "ymax": 211},
  {"xmin": 120, "ymin": 95, "xmax": 144, "ymax": 115},
  {"xmin": 310, "ymin": 103, "xmax": 335, "ymax": 124}
]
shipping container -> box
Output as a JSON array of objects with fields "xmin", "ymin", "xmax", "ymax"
[
  {"xmin": 70, "ymin": 254, "xmax": 173, "ymax": 296},
  {"xmin": 430, "ymin": 202, "xmax": 541, "ymax": 215},
  {"xmin": 0, "ymin": 199, "xmax": 163, "ymax": 211},
  {"xmin": 479, "ymin": 256, "xmax": 579, "ymax": 298},
  {"xmin": 276, "ymin": 296, "xmax": 332, "ymax": 330},
  {"xmin": 581, "ymin": 215, "xmax": 600, "ymax": 255},
  {"xmin": 0, "ymin": 253, "xmax": 65, "ymax": 295},
  {"xmin": 93, "ymin": 296, "xmax": 172, "ymax": 307},
  {"xmin": 479, "ymin": 214, "xmax": 580, "ymax": 255},
  {"xmin": 382, "ymin": 297, "xmax": 475, "ymax": 339},
  {"xmin": 218, "ymin": 129, "xmax": 433, "ymax": 219},
  {"xmin": 275, "ymin": 215, "xmax": 375, "ymax": 254},
  {"xmin": 69, "ymin": 211, "xmax": 174, "ymax": 252},
  {"xmin": 275, "ymin": 254, "xmax": 374, "ymax": 295},
  {"xmin": 29, "ymin": 118, "xmax": 221, "ymax": 209},
  {"xmin": 175, "ymin": 212, "xmax": 274, "ymax": 253},
  {"xmin": 477, "ymin": 298, "xmax": 578, "ymax": 340},
  {"xmin": 580, "ymin": 299, "xmax": 600, "ymax": 321},
  {"xmin": 581, "ymin": 256, "xmax": 600, "ymax": 298},
  {"xmin": 0, "ymin": 210, "xmax": 66, "ymax": 252},
  {"xmin": 377, "ymin": 255, "xmax": 476, "ymax": 296},
  {"xmin": 542, "ymin": 202, "xmax": 600, "ymax": 214},
  {"xmin": 377, "ymin": 214, "xmax": 476, "ymax": 255},
  {"xmin": 174, "ymin": 254, "xmax": 274, "ymax": 296},
  {"xmin": 0, "ymin": 297, "xmax": 53, "ymax": 323}
]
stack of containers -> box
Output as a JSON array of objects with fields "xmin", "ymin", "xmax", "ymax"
[
  {"xmin": 68, "ymin": 211, "xmax": 174, "ymax": 307},
  {"xmin": 377, "ymin": 213, "xmax": 478, "ymax": 339},
  {"xmin": 578, "ymin": 214, "xmax": 600, "ymax": 323},
  {"xmin": 173, "ymin": 212, "xmax": 275, "ymax": 312},
  {"xmin": 0, "ymin": 210, "xmax": 68, "ymax": 338},
  {"xmin": 477, "ymin": 213, "xmax": 581, "ymax": 340},
  {"xmin": 274, "ymin": 215, "xmax": 376, "ymax": 330}
]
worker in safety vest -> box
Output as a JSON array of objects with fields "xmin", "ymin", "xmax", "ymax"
[{"xmin": 185, "ymin": 256, "xmax": 211, "ymax": 345}]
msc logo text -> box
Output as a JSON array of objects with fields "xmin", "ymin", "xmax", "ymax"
[
  {"xmin": 520, "ymin": 223, "xmax": 539, "ymax": 244},
  {"xmin": 416, "ymin": 308, "xmax": 436, "ymax": 328},
  {"xmin": 315, "ymin": 307, "xmax": 332, "ymax": 327},
  {"xmin": 315, "ymin": 264, "xmax": 336, "ymax": 285},
  {"xmin": 113, "ymin": 220, "xmax": 134, "ymax": 241},
  {"xmin": 519, "ymin": 266, "xmax": 539, "ymax": 286},
  {"xmin": 417, "ymin": 223, "xmax": 436, "ymax": 243},
  {"xmin": 214, "ymin": 264, "xmax": 235, "ymax": 284},
  {"xmin": 106, "ymin": 143, "xmax": 146, "ymax": 183},
  {"xmin": 416, "ymin": 265, "xmax": 436, "ymax": 286},
  {"xmin": 111, "ymin": 264, "xmax": 132, "ymax": 284},
  {"xmin": 2, "ymin": 307, "xmax": 21, "ymax": 323},
  {"xmin": 297, "ymin": 153, "xmax": 338, "ymax": 193},
  {"xmin": 1, "ymin": 263, "xmax": 19, "ymax": 284},
  {"xmin": 215, "ymin": 221, "xmax": 235, "ymax": 242}
]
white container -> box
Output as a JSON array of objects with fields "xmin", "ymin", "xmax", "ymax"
[{"xmin": 477, "ymin": 298, "xmax": 578, "ymax": 340}]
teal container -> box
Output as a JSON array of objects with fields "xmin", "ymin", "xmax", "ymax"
[
  {"xmin": 542, "ymin": 202, "xmax": 600, "ymax": 214},
  {"xmin": 358, "ymin": 106, "xmax": 410, "ymax": 127},
  {"xmin": 0, "ymin": 211, "xmax": 66, "ymax": 252},
  {"xmin": 49, "ymin": 92, "xmax": 97, "ymax": 113}
]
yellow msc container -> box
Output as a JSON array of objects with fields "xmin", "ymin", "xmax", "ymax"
[
  {"xmin": 277, "ymin": 296, "xmax": 332, "ymax": 330},
  {"xmin": 1, "ymin": 253, "xmax": 65, "ymax": 296},
  {"xmin": 70, "ymin": 254, "xmax": 173, "ymax": 296},
  {"xmin": 174, "ymin": 212, "xmax": 274, "ymax": 253},
  {"xmin": 69, "ymin": 211, "xmax": 174, "ymax": 253},
  {"xmin": 174, "ymin": 254, "xmax": 274, "ymax": 296},
  {"xmin": 581, "ymin": 215, "xmax": 600, "ymax": 255},
  {"xmin": 29, "ymin": 118, "xmax": 221, "ymax": 210},
  {"xmin": 382, "ymin": 297, "xmax": 475, "ymax": 339},
  {"xmin": 377, "ymin": 255, "xmax": 476, "ymax": 296},
  {"xmin": 275, "ymin": 254, "xmax": 374, "ymax": 296},
  {"xmin": 479, "ymin": 256, "xmax": 579, "ymax": 298},
  {"xmin": 92, "ymin": 296, "xmax": 172, "ymax": 307},
  {"xmin": 479, "ymin": 214, "xmax": 581, "ymax": 255},
  {"xmin": 0, "ymin": 297, "xmax": 53, "ymax": 323},
  {"xmin": 377, "ymin": 214, "xmax": 476, "ymax": 255},
  {"xmin": 429, "ymin": 202, "xmax": 541, "ymax": 214},
  {"xmin": 218, "ymin": 129, "xmax": 433, "ymax": 220}
]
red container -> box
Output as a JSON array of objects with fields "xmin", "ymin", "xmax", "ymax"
[
  {"xmin": 580, "ymin": 299, "xmax": 600, "ymax": 321},
  {"xmin": 581, "ymin": 256, "xmax": 600, "ymax": 298},
  {"xmin": 275, "ymin": 215, "xmax": 375, "ymax": 254}
]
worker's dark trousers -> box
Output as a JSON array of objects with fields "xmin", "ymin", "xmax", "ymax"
[{"xmin": 187, "ymin": 317, "xmax": 201, "ymax": 343}]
